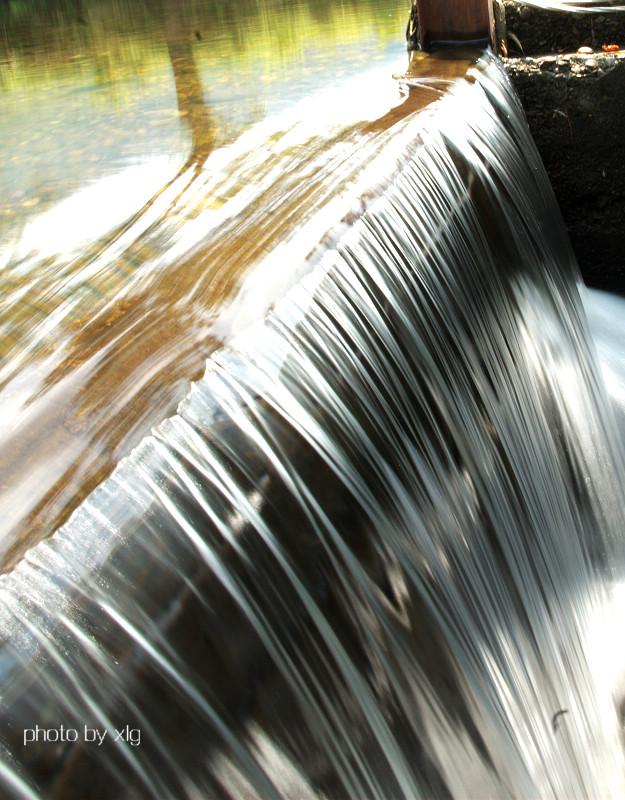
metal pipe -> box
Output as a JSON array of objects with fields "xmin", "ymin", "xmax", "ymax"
[{"xmin": 407, "ymin": 0, "xmax": 495, "ymax": 50}]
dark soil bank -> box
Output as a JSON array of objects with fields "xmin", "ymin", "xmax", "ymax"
[{"xmin": 501, "ymin": 1, "xmax": 625, "ymax": 293}]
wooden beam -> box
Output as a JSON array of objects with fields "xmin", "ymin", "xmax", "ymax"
[{"xmin": 407, "ymin": 0, "xmax": 494, "ymax": 50}]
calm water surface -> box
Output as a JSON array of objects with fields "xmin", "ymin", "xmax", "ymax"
[
  {"xmin": 1, "ymin": 0, "xmax": 408, "ymax": 228},
  {"xmin": 0, "ymin": 0, "xmax": 413, "ymax": 567}
]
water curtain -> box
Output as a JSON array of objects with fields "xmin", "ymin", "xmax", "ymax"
[{"xmin": 1, "ymin": 52, "xmax": 625, "ymax": 799}]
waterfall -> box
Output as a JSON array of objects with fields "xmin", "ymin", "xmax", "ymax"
[{"xmin": 1, "ymin": 52, "xmax": 625, "ymax": 800}]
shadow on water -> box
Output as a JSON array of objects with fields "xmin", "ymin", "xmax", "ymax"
[{"xmin": 0, "ymin": 0, "xmax": 410, "ymax": 568}]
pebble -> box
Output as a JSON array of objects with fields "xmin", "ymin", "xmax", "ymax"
[{"xmin": 577, "ymin": 46, "xmax": 594, "ymax": 55}]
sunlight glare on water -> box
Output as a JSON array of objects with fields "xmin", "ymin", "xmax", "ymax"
[{"xmin": 4, "ymin": 158, "xmax": 179, "ymax": 263}]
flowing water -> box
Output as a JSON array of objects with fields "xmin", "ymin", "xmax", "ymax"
[
  {"xmin": 0, "ymin": 0, "xmax": 411, "ymax": 567},
  {"xmin": 1, "ymin": 38, "xmax": 625, "ymax": 798}
]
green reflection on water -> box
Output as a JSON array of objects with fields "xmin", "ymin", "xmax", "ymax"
[{"xmin": 0, "ymin": 0, "xmax": 408, "ymax": 229}]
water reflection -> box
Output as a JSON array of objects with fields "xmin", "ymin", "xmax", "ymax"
[
  {"xmin": 0, "ymin": 0, "xmax": 415, "ymax": 568},
  {"xmin": 1, "ymin": 0, "xmax": 408, "ymax": 226},
  {"xmin": 162, "ymin": 0, "xmax": 215, "ymax": 168}
]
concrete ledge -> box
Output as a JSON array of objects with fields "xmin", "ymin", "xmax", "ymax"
[{"xmin": 503, "ymin": 0, "xmax": 625, "ymax": 56}]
